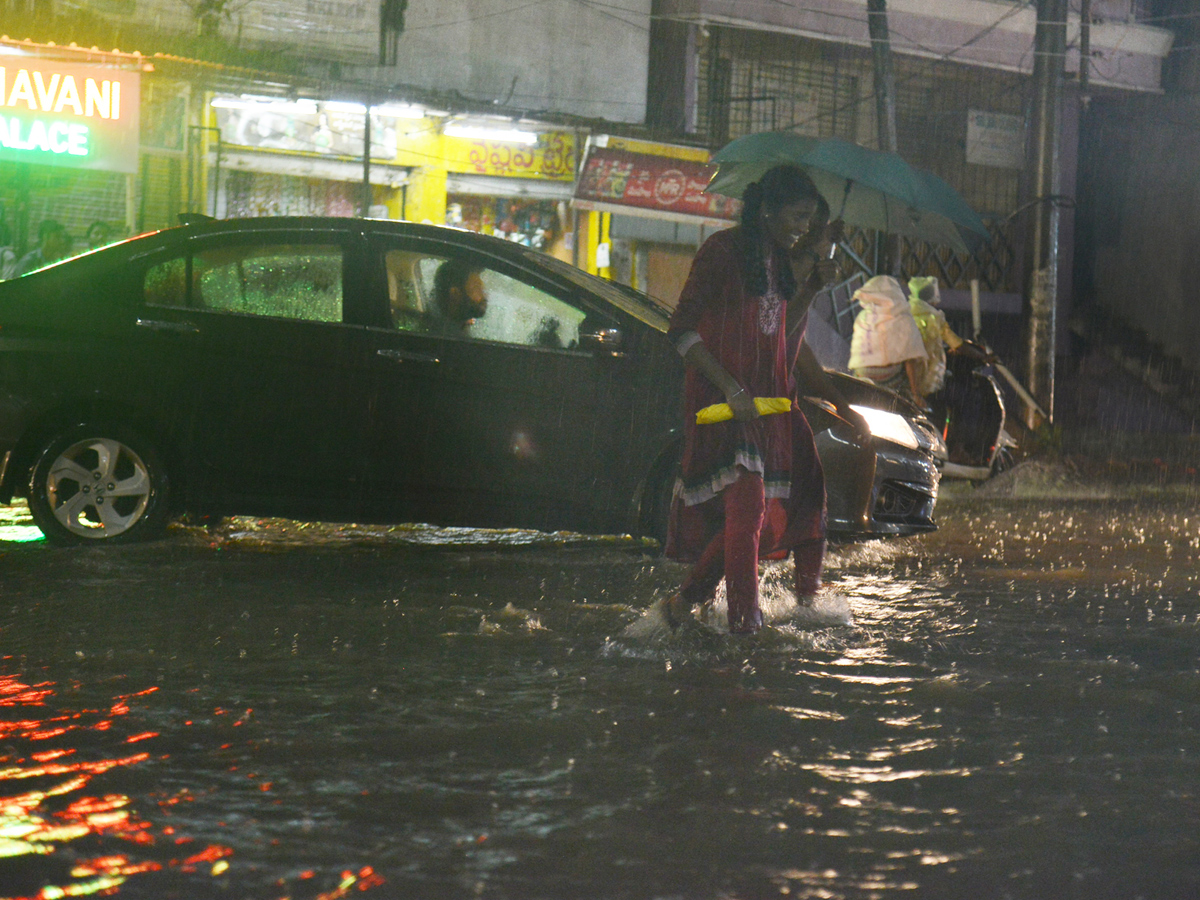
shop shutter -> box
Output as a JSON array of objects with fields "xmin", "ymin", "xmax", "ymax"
[
  {"xmin": 0, "ymin": 167, "xmax": 126, "ymax": 257},
  {"xmin": 222, "ymin": 170, "xmax": 361, "ymax": 218}
]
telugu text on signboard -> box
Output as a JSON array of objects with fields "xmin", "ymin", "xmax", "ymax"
[{"xmin": 574, "ymin": 145, "xmax": 738, "ymax": 223}]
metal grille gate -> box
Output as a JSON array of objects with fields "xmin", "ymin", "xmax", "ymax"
[{"xmin": 697, "ymin": 26, "xmax": 1027, "ymax": 293}]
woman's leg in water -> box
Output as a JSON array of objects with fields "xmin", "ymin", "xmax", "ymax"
[
  {"xmin": 722, "ymin": 471, "xmax": 766, "ymax": 632},
  {"xmin": 793, "ymin": 537, "xmax": 826, "ymax": 605},
  {"xmin": 673, "ymin": 468, "xmax": 767, "ymax": 633}
]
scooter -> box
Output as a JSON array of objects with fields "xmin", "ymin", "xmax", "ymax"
[{"xmin": 928, "ymin": 340, "xmax": 1019, "ymax": 480}]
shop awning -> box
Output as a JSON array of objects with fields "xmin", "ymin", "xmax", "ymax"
[
  {"xmin": 217, "ymin": 149, "xmax": 411, "ymax": 187},
  {"xmin": 572, "ymin": 136, "xmax": 739, "ymax": 229},
  {"xmin": 445, "ymin": 173, "xmax": 574, "ymax": 201}
]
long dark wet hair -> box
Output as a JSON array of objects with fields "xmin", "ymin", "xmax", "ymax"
[{"xmin": 740, "ymin": 164, "xmax": 821, "ymax": 298}]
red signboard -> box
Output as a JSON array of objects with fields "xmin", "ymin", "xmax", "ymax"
[
  {"xmin": 574, "ymin": 145, "xmax": 739, "ymax": 223},
  {"xmin": 0, "ymin": 59, "xmax": 140, "ymax": 174}
]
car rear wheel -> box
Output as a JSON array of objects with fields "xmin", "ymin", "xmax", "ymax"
[{"xmin": 28, "ymin": 426, "xmax": 171, "ymax": 545}]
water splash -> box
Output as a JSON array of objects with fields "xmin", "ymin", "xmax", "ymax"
[
  {"xmin": 619, "ymin": 560, "xmax": 854, "ymax": 648},
  {"xmin": 824, "ymin": 538, "xmax": 913, "ymax": 570},
  {"xmin": 478, "ymin": 602, "xmax": 547, "ymax": 635}
]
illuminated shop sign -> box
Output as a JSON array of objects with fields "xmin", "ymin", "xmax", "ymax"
[
  {"xmin": 574, "ymin": 144, "xmax": 739, "ymax": 223},
  {"xmin": 0, "ymin": 59, "xmax": 140, "ymax": 173}
]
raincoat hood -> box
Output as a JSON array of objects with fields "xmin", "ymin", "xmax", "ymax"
[
  {"xmin": 856, "ymin": 275, "xmax": 911, "ymax": 312},
  {"xmin": 908, "ymin": 276, "xmax": 940, "ymax": 306}
]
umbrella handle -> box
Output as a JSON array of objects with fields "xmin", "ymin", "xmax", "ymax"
[
  {"xmin": 836, "ymin": 180, "xmax": 851, "ymax": 221},
  {"xmin": 829, "ymin": 182, "xmax": 852, "ymax": 258}
]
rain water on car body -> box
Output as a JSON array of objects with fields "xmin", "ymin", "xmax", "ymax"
[{"xmin": 0, "ymin": 472, "xmax": 1198, "ymax": 899}]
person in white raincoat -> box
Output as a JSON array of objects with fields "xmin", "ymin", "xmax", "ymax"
[
  {"xmin": 907, "ymin": 276, "xmax": 965, "ymax": 398},
  {"xmin": 848, "ymin": 275, "xmax": 926, "ymax": 403}
]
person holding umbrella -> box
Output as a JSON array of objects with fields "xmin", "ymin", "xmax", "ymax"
[{"xmin": 662, "ymin": 164, "xmax": 867, "ymax": 634}]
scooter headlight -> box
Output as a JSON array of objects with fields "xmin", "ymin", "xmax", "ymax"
[{"xmin": 849, "ymin": 404, "xmax": 920, "ymax": 450}]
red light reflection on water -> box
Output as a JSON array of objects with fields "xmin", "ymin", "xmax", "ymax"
[
  {"xmin": 0, "ymin": 672, "xmax": 175, "ymax": 898},
  {"xmin": 0, "ymin": 669, "xmax": 384, "ymax": 898}
]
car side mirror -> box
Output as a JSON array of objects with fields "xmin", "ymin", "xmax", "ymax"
[{"xmin": 580, "ymin": 326, "xmax": 624, "ymax": 356}]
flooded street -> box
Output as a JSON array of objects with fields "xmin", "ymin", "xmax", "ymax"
[{"xmin": 1, "ymin": 474, "xmax": 1199, "ymax": 900}]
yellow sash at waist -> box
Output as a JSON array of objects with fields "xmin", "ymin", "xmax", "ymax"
[{"xmin": 695, "ymin": 396, "xmax": 792, "ymax": 425}]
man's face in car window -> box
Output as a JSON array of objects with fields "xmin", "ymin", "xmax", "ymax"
[{"xmin": 462, "ymin": 271, "xmax": 487, "ymax": 319}]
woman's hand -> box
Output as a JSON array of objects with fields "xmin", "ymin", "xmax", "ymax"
[
  {"xmin": 811, "ymin": 218, "xmax": 844, "ymax": 284},
  {"xmin": 727, "ymin": 387, "xmax": 760, "ymax": 421},
  {"xmin": 823, "ymin": 218, "xmax": 845, "ymax": 252},
  {"xmin": 682, "ymin": 342, "xmax": 760, "ymax": 421},
  {"xmin": 792, "ymin": 218, "xmax": 844, "ymax": 287},
  {"xmin": 812, "ymin": 255, "xmax": 840, "ymax": 286}
]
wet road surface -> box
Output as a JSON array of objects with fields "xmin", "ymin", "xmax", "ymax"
[{"xmin": 1, "ymin": 471, "xmax": 1198, "ymax": 899}]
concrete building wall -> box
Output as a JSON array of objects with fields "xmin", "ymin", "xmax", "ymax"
[
  {"xmin": 53, "ymin": 0, "xmax": 652, "ymax": 124},
  {"xmin": 373, "ymin": 1, "xmax": 651, "ymax": 123},
  {"xmin": 1077, "ymin": 93, "xmax": 1200, "ymax": 369},
  {"xmin": 656, "ymin": 0, "xmax": 1172, "ymax": 94}
]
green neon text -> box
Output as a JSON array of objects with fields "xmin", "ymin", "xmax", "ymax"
[{"xmin": 0, "ymin": 116, "xmax": 90, "ymax": 157}]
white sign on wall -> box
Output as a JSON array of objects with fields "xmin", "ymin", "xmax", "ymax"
[{"xmin": 966, "ymin": 110, "xmax": 1025, "ymax": 170}]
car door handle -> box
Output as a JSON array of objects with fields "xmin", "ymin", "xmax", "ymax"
[
  {"xmin": 376, "ymin": 348, "xmax": 440, "ymax": 364},
  {"xmin": 136, "ymin": 318, "xmax": 200, "ymax": 335}
]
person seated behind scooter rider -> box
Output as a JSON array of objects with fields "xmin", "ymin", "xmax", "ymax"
[
  {"xmin": 848, "ymin": 275, "xmax": 926, "ymax": 405},
  {"xmin": 908, "ymin": 276, "xmax": 993, "ymax": 396},
  {"xmin": 430, "ymin": 258, "xmax": 488, "ymax": 336},
  {"xmin": 907, "ymin": 276, "xmax": 963, "ymax": 399}
]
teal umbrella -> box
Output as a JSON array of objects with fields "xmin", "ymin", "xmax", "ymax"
[{"xmin": 705, "ymin": 133, "xmax": 989, "ymax": 253}]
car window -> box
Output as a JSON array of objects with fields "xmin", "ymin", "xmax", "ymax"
[
  {"xmin": 384, "ymin": 249, "xmax": 433, "ymax": 331},
  {"xmin": 195, "ymin": 244, "xmax": 343, "ymax": 322},
  {"xmin": 143, "ymin": 244, "xmax": 345, "ymax": 322},
  {"xmin": 471, "ymin": 269, "xmax": 585, "ymax": 349},
  {"xmin": 144, "ymin": 256, "xmax": 187, "ymax": 307},
  {"xmin": 390, "ymin": 252, "xmax": 585, "ymax": 349}
]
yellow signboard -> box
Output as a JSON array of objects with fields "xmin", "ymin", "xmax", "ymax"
[
  {"xmin": 439, "ymin": 131, "xmax": 575, "ymax": 181},
  {"xmin": 591, "ymin": 133, "xmax": 710, "ymax": 164}
]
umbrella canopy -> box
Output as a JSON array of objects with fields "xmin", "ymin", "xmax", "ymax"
[{"xmin": 705, "ymin": 133, "xmax": 989, "ymax": 254}]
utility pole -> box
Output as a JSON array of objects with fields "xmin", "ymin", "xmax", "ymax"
[
  {"xmin": 1079, "ymin": 0, "xmax": 1091, "ymax": 103},
  {"xmin": 1023, "ymin": 0, "xmax": 1068, "ymax": 428},
  {"xmin": 867, "ymin": 0, "xmax": 900, "ymax": 274},
  {"xmin": 362, "ymin": 102, "xmax": 372, "ymax": 218},
  {"xmin": 867, "ymin": 0, "xmax": 898, "ymax": 154}
]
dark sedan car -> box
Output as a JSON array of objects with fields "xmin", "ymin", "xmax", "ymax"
[{"xmin": 0, "ymin": 217, "xmax": 941, "ymax": 545}]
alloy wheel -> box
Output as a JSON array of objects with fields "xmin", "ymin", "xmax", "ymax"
[{"xmin": 44, "ymin": 437, "xmax": 153, "ymax": 540}]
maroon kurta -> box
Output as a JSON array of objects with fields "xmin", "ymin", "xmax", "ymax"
[{"xmin": 665, "ymin": 227, "xmax": 826, "ymax": 564}]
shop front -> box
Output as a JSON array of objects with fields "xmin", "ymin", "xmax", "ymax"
[
  {"xmin": 206, "ymin": 95, "xmax": 577, "ymax": 262},
  {"xmin": 571, "ymin": 135, "xmax": 738, "ymax": 307},
  {"xmin": 0, "ymin": 46, "xmax": 143, "ymax": 264},
  {"xmin": 407, "ymin": 124, "xmax": 577, "ymax": 263},
  {"xmin": 207, "ymin": 96, "xmax": 413, "ymax": 219},
  {"xmin": 1, "ymin": 48, "xmax": 579, "ymax": 270},
  {"xmin": 445, "ymin": 174, "xmax": 570, "ymax": 255}
]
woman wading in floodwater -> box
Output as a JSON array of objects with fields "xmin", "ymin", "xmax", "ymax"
[{"xmin": 663, "ymin": 165, "xmax": 867, "ymax": 633}]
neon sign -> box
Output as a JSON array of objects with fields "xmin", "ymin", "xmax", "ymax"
[{"xmin": 0, "ymin": 59, "xmax": 140, "ymax": 173}]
